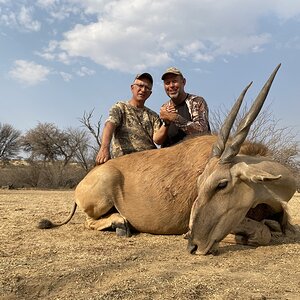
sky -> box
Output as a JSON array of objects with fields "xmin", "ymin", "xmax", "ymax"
[{"xmin": 1, "ymin": 0, "xmax": 300, "ymax": 142}]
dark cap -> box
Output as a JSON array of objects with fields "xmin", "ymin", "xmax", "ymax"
[
  {"xmin": 135, "ymin": 72, "xmax": 153, "ymax": 85},
  {"xmin": 161, "ymin": 67, "xmax": 183, "ymax": 80}
]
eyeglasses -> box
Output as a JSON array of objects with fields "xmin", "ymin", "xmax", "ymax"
[{"xmin": 133, "ymin": 83, "xmax": 152, "ymax": 92}]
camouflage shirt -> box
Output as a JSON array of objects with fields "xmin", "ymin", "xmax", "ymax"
[
  {"xmin": 107, "ymin": 101, "xmax": 161, "ymax": 158},
  {"xmin": 162, "ymin": 94, "xmax": 211, "ymax": 147}
]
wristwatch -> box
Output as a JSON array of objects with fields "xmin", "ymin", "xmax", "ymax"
[{"xmin": 163, "ymin": 120, "xmax": 170, "ymax": 127}]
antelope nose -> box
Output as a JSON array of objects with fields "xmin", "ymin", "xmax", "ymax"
[{"xmin": 187, "ymin": 238, "xmax": 198, "ymax": 254}]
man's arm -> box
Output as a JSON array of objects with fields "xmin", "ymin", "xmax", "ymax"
[
  {"xmin": 174, "ymin": 97, "xmax": 210, "ymax": 134},
  {"xmin": 152, "ymin": 104, "xmax": 177, "ymax": 145},
  {"xmin": 153, "ymin": 121, "xmax": 169, "ymax": 145},
  {"xmin": 95, "ymin": 121, "xmax": 116, "ymax": 165}
]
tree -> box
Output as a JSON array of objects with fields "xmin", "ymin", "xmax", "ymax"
[
  {"xmin": 21, "ymin": 122, "xmax": 66, "ymax": 162},
  {"xmin": 20, "ymin": 122, "xmax": 93, "ymax": 187},
  {"xmin": 0, "ymin": 123, "xmax": 21, "ymax": 161},
  {"xmin": 21, "ymin": 122, "xmax": 96, "ymax": 166},
  {"xmin": 78, "ymin": 109, "xmax": 102, "ymax": 162},
  {"xmin": 79, "ymin": 109, "xmax": 102, "ymax": 146},
  {"xmin": 66, "ymin": 127, "xmax": 95, "ymax": 172}
]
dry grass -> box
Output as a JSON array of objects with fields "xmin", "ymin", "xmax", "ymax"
[{"xmin": 0, "ymin": 190, "xmax": 300, "ymax": 300}]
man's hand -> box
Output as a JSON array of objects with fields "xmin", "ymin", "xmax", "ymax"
[
  {"xmin": 95, "ymin": 146, "xmax": 110, "ymax": 165},
  {"xmin": 160, "ymin": 103, "xmax": 178, "ymax": 123}
]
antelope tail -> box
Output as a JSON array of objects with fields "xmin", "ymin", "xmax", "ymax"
[{"xmin": 37, "ymin": 202, "xmax": 77, "ymax": 229}]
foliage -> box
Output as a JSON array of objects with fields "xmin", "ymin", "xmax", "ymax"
[
  {"xmin": 0, "ymin": 161, "xmax": 86, "ymax": 189},
  {"xmin": 21, "ymin": 122, "xmax": 72, "ymax": 163},
  {"xmin": 17, "ymin": 122, "xmax": 97, "ymax": 188},
  {"xmin": 20, "ymin": 122, "xmax": 96, "ymax": 170},
  {"xmin": 0, "ymin": 123, "xmax": 21, "ymax": 161}
]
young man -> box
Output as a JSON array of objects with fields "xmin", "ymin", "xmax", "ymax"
[
  {"xmin": 96, "ymin": 73, "xmax": 161, "ymax": 165},
  {"xmin": 154, "ymin": 67, "xmax": 211, "ymax": 147}
]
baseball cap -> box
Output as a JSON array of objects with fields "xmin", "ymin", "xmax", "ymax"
[
  {"xmin": 161, "ymin": 67, "xmax": 183, "ymax": 80},
  {"xmin": 135, "ymin": 73, "xmax": 153, "ymax": 85}
]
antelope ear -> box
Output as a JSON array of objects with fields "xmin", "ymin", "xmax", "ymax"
[{"xmin": 231, "ymin": 162, "xmax": 282, "ymax": 183}]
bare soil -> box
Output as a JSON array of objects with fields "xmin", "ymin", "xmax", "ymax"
[{"xmin": 0, "ymin": 190, "xmax": 300, "ymax": 300}]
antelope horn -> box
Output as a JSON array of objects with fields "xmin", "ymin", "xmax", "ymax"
[
  {"xmin": 220, "ymin": 63, "xmax": 281, "ymax": 164},
  {"xmin": 211, "ymin": 82, "xmax": 252, "ymax": 158}
]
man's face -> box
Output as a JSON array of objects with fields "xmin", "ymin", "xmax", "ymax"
[
  {"xmin": 163, "ymin": 74, "xmax": 186, "ymax": 100},
  {"xmin": 131, "ymin": 78, "xmax": 152, "ymax": 102}
]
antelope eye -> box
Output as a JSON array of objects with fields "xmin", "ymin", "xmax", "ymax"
[{"xmin": 217, "ymin": 180, "xmax": 228, "ymax": 190}]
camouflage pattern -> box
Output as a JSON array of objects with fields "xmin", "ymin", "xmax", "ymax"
[
  {"xmin": 107, "ymin": 101, "xmax": 161, "ymax": 158},
  {"xmin": 173, "ymin": 94, "xmax": 210, "ymax": 134},
  {"xmin": 161, "ymin": 94, "xmax": 211, "ymax": 147}
]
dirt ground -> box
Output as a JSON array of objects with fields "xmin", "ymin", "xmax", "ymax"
[{"xmin": 0, "ymin": 190, "xmax": 300, "ymax": 300}]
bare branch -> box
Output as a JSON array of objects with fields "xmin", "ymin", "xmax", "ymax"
[{"xmin": 79, "ymin": 109, "xmax": 102, "ymax": 147}]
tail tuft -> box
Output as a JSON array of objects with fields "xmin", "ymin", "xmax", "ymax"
[{"xmin": 38, "ymin": 219, "xmax": 56, "ymax": 229}]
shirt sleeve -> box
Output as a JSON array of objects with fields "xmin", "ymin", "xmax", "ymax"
[
  {"xmin": 146, "ymin": 108, "xmax": 162, "ymax": 135},
  {"xmin": 153, "ymin": 114, "xmax": 163, "ymax": 133},
  {"xmin": 174, "ymin": 96, "xmax": 210, "ymax": 134},
  {"xmin": 106, "ymin": 102, "xmax": 123, "ymax": 127}
]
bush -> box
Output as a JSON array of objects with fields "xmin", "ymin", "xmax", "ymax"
[{"xmin": 0, "ymin": 161, "xmax": 87, "ymax": 189}]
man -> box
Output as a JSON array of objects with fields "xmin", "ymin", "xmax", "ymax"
[
  {"xmin": 96, "ymin": 73, "xmax": 161, "ymax": 165},
  {"xmin": 153, "ymin": 67, "xmax": 211, "ymax": 147}
]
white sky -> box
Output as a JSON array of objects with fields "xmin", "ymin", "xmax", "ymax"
[{"xmin": 0, "ymin": 0, "xmax": 299, "ymax": 141}]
